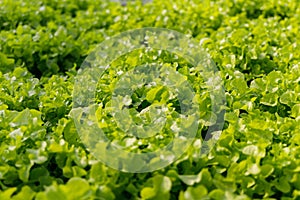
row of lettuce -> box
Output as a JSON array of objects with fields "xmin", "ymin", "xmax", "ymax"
[{"xmin": 0, "ymin": 0, "xmax": 300, "ymax": 199}]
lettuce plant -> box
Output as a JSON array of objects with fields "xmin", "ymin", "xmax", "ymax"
[{"xmin": 0, "ymin": 0, "xmax": 299, "ymax": 199}]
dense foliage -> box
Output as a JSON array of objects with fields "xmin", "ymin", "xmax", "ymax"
[{"xmin": 0, "ymin": 0, "xmax": 300, "ymax": 199}]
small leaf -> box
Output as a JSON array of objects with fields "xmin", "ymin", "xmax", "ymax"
[
  {"xmin": 260, "ymin": 93, "xmax": 278, "ymax": 106},
  {"xmin": 275, "ymin": 177, "xmax": 291, "ymax": 193},
  {"xmin": 0, "ymin": 188, "xmax": 17, "ymax": 200},
  {"xmin": 178, "ymin": 174, "xmax": 201, "ymax": 186},
  {"xmin": 291, "ymin": 104, "xmax": 300, "ymax": 119},
  {"xmin": 181, "ymin": 185, "xmax": 208, "ymax": 200},
  {"xmin": 260, "ymin": 164, "xmax": 274, "ymax": 178},
  {"xmin": 141, "ymin": 187, "xmax": 156, "ymax": 199},
  {"xmin": 60, "ymin": 177, "xmax": 91, "ymax": 199},
  {"xmin": 12, "ymin": 186, "xmax": 35, "ymax": 200}
]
